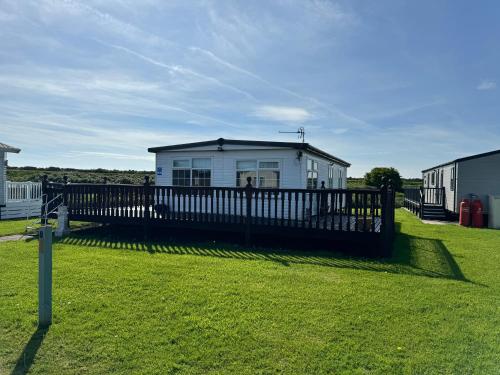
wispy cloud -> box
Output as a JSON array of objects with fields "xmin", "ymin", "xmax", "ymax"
[
  {"xmin": 366, "ymin": 100, "xmax": 444, "ymax": 121},
  {"xmin": 477, "ymin": 80, "xmax": 496, "ymax": 90},
  {"xmin": 253, "ymin": 106, "xmax": 311, "ymax": 122},
  {"xmin": 189, "ymin": 46, "xmax": 371, "ymax": 129},
  {"xmin": 97, "ymin": 40, "xmax": 258, "ymax": 101}
]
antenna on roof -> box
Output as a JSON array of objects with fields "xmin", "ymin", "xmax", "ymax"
[{"xmin": 279, "ymin": 127, "xmax": 305, "ymax": 143}]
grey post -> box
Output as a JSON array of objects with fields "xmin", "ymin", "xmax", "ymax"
[{"xmin": 38, "ymin": 226, "xmax": 52, "ymax": 327}]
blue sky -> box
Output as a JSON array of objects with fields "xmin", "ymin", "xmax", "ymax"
[{"xmin": 1, "ymin": 0, "xmax": 499, "ymax": 177}]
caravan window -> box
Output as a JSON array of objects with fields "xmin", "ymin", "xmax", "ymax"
[
  {"xmin": 236, "ymin": 160, "xmax": 280, "ymax": 188},
  {"xmin": 191, "ymin": 158, "xmax": 211, "ymax": 187},
  {"xmin": 172, "ymin": 159, "xmax": 191, "ymax": 186},
  {"xmin": 328, "ymin": 165, "xmax": 334, "ymax": 188},
  {"xmin": 307, "ymin": 159, "xmax": 319, "ymax": 189},
  {"xmin": 172, "ymin": 158, "xmax": 211, "ymax": 187}
]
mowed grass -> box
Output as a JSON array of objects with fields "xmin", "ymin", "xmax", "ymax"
[
  {"xmin": 0, "ymin": 218, "xmax": 92, "ymax": 237},
  {"xmin": 0, "ymin": 210, "xmax": 499, "ymax": 374}
]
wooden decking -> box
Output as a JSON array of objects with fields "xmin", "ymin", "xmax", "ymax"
[{"xmin": 44, "ymin": 178, "xmax": 395, "ymax": 256}]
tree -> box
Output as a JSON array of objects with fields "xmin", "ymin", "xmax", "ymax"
[{"xmin": 364, "ymin": 167, "xmax": 402, "ymax": 191}]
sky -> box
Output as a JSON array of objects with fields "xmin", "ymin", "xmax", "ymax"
[{"xmin": 0, "ymin": 0, "xmax": 499, "ymax": 177}]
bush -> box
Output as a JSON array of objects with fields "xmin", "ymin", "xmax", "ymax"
[{"xmin": 364, "ymin": 167, "xmax": 402, "ymax": 191}]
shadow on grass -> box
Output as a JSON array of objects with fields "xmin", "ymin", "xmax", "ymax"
[
  {"xmin": 55, "ymin": 224, "xmax": 473, "ymax": 283},
  {"xmin": 11, "ymin": 327, "xmax": 48, "ymax": 375}
]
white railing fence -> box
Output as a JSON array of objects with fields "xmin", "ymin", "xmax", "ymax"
[{"xmin": 6, "ymin": 181, "xmax": 43, "ymax": 202}]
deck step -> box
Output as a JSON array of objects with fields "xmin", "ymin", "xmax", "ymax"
[{"xmin": 422, "ymin": 205, "xmax": 446, "ymax": 220}]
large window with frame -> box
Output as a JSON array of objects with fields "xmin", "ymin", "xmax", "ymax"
[
  {"xmin": 338, "ymin": 169, "xmax": 343, "ymax": 189},
  {"xmin": 192, "ymin": 158, "xmax": 211, "ymax": 186},
  {"xmin": 328, "ymin": 165, "xmax": 334, "ymax": 188},
  {"xmin": 431, "ymin": 171, "xmax": 435, "ymax": 185},
  {"xmin": 172, "ymin": 158, "xmax": 211, "ymax": 186},
  {"xmin": 236, "ymin": 160, "xmax": 280, "ymax": 188},
  {"xmin": 307, "ymin": 159, "xmax": 318, "ymax": 189}
]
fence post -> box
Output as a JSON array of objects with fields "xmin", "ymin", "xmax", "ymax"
[
  {"xmin": 62, "ymin": 175, "xmax": 70, "ymax": 230},
  {"xmin": 38, "ymin": 225, "xmax": 52, "ymax": 327},
  {"xmin": 143, "ymin": 176, "xmax": 151, "ymax": 240},
  {"xmin": 388, "ymin": 179, "xmax": 395, "ymax": 235},
  {"xmin": 441, "ymin": 187, "xmax": 446, "ymax": 212},
  {"xmin": 41, "ymin": 175, "xmax": 48, "ymax": 225},
  {"xmin": 419, "ymin": 186, "xmax": 424, "ymax": 219},
  {"xmin": 245, "ymin": 176, "xmax": 253, "ymax": 246},
  {"xmin": 320, "ymin": 180, "xmax": 327, "ymax": 216},
  {"xmin": 380, "ymin": 179, "xmax": 395, "ymax": 257},
  {"xmin": 62, "ymin": 175, "xmax": 68, "ymax": 205}
]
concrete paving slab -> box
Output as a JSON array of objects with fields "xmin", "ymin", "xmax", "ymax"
[{"xmin": 0, "ymin": 234, "xmax": 34, "ymax": 242}]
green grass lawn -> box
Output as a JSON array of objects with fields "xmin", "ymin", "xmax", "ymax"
[
  {"xmin": 0, "ymin": 218, "xmax": 92, "ymax": 237},
  {"xmin": 1, "ymin": 210, "xmax": 499, "ymax": 374}
]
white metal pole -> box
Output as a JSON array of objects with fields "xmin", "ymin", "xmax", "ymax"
[{"xmin": 38, "ymin": 225, "xmax": 52, "ymax": 327}]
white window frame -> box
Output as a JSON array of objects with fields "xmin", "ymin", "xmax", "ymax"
[
  {"xmin": 235, "ymin": 159, "xmax": 281, "ymax": 188},
  {"xmin": 328, "ymin": 165, "xmax": 334, "ymax": 188},
  {"xmin": 338, "ymin": 169, "xmax": 343, "ymax": 189},
  {"xmin": 172, "ymin": 157, "xmax": 212, "ymax": 187},
  {"xmin": 307, "ymin": 158, "xmax": 319, "ymax": 189}
]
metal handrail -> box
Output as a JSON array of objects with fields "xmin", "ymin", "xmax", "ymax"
[{"xmin": 26, "ymin": 193, "xmax": 63, "ymax": 233}]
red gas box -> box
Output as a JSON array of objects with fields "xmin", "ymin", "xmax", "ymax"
[
  {"xmin": 459, "ymin": 199, "xmax": 470, "ymax": 226},
  {"xmin": 471, "ymin": 199, "xmax": 484, "ymax": 228}
]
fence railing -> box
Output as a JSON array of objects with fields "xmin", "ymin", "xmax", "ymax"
[
  {"xmin": 422, "ymin": 187, "xmax": 445, "ymax": 206},
  {"xmin": 42, "ymin": 176, "xmax": 396, "ymax": 255},
  {"xmin": 6, "ymin": 181, "xmax": 43, "ymax": 202},
  {"xmin": 403, "ymin": 187, "xmax": 446, "ymax": 217}
]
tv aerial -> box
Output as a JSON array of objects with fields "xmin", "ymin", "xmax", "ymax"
[{"xmin": 279, "ymin": 127, "xmax": 305, "ymax": 143}]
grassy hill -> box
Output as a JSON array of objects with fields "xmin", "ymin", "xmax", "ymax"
[
  {"xmin": 9, "ymin": 167, "xmax": 421, "ymax": 188},
  {"xmin": 347, "ymin": 177, "xmax": 422, "ymax": 189},
  {"xmin": 7, "ymin": 166, "xmax": 155, "ymax": 185}
]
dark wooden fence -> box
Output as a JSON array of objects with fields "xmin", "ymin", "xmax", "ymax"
[{"xmin": 43, "ymin": 176, "xmax": 396, "ymax": 256}]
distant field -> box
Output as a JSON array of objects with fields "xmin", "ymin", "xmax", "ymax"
[
  {"xmin": 9, "ymin": 167, "xmax": 421, "ymax": 189},
  {"xmin": 347, "ymin": 177, "xmax": 422, "ymax": 189},
  {"xmin": 7, "ymin": 167, "xmax": 155, "ymax": 185},
  {"xmin": 347, "ymin": 178, "xmax": 422, "ymax": 208}
]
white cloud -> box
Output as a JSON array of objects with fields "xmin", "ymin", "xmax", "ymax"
[
  {"xmin": 331, "ymin": 128, "xmax": 349, "ymax": 135},
  {"xmin": 304, "ymin": 0, "xmax": 355, "ymax": 24},
  {"xmin": 98, "ymin": 40, "xmax": 257, "ymax": 101},
  {"xmin": 190, "ymin": 45, "xmax": 370, "ymax": 129},
  {"xmin": 477, "ymin": 80, "xmax": 496, "ymax": 90},
  {"xmin": 253, "ymin": 106, "xmax": 311, "ymax": 122}
]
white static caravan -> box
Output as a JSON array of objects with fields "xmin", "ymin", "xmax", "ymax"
[
  {"xmin": 148, "ymin": 138, "xmax": 350, "ymax": 220},
  {"xmin": 422, "ymin": 149, "xmax": 500, "ymax": 221},
  {"xmin": 0, "ymin": 142, "xmax": 42, "ymax": 220}
]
